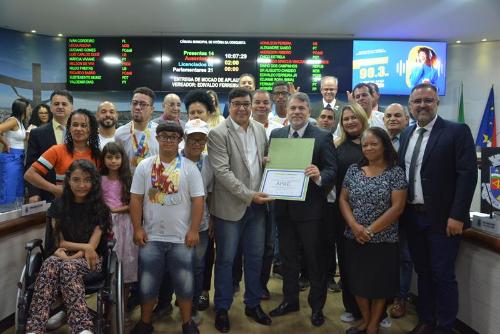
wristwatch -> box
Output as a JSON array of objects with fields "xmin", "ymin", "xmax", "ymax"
[{"xmin": 365, "ymin": 227, "xmax": 375, "ymax": 238}]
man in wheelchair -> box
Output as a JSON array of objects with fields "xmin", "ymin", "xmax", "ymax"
[{"xmin": 16, "ymin": 160, "xmax": 123, "ymax": 334}]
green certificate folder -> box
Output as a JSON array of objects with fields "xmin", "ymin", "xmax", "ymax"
[{"xmin": 260, "ymin": 138, "xmax": 315, "ymax": 201}]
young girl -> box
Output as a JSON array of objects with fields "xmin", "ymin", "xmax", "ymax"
[
  {"xmin": 27, "ymin": 159, "xmax": 111, "ymax": 334},
  {"xmin": 99, "ymin": 143, "xmax": 138, "ymax": 305}
]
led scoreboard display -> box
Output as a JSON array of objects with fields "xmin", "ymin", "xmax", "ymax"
[
  {"xmin": 67, "ymin": 37, "xmax": 161, "ymax": 90},
  {"xmin": 66, "ymin": 37, "xmax": 353, "ymax": 93}
]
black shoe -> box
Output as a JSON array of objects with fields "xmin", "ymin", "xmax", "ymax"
[
  {"xmin": 269, "ymin": 301, "xmax": 300, "ymax": 317},
  {"xmin": 311, "ymin": 310, "xmax": 325, "ymax": 327},
  {"xmin": 182, "ymin": 319, "xmax": 200, "ymax": 334},
  {"xmin": 131, "ymin": 320, "xmax": 154, "ymax": 334},
  {"xmin": 215, "ymin": 309, "xmax": 230, "ymax": 333},
  {"xmin": 298, "ymin": 276, "xmax": 310, "ymax": 291},
  {"xmin": 406, "ymin": 322, "xmax": 434, "ymax": 334},
  {"xmin": 346, "ymin": 327, "xmax": 366, "ymax": 334},
  {"xmin": 245, "ymin": 305, "xmax": 272, "ymax": 325},
  {"xmin": 198, "ymin": 293, "xmax": 209, "ymax": 311}
]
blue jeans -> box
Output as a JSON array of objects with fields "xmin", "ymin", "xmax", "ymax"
[
  {"xmin": 193, "ymin": 230, "xmax": 209, "ymax": 303},
  {"xmin": 214, "ymin": 203, "xmax": 266, "ymax": 310},
  {"xmin": 138, "ymin": 241, "xmax": 194, "ymax": 302}
]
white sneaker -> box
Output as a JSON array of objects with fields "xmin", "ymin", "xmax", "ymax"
[
  {"xmin": 380, "ymin": 316, "xmax": 392, "ymax": 328},
  {"xmin": 46, "ymin": 310, "xmax": 66, "ymax": 330},
  {"xmin": 340, "ymin": 312, "xmax": 355, "ymax": 323},
  {"xmin": 79, "ymin": 330, "xmax": 93, "ymax": 334}
]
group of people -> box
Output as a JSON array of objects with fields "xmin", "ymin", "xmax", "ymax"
[{"xmin": 0, "ymin": 71, "xmax": 477, "ymax": 334}]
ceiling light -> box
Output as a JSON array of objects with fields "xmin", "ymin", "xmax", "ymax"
[
  {"xmin": 456, "ymin": 40, "xmax": 461, "ymax": 44},
  {"xmin": 57, "ymin": 33, "xmax": 63, "ymax": 37},
  {"xmin": 481, "ymin": 38, "xmax": 487, "ymax": 42},
  {"xmin": 30, "ymin": 30, "xmax": 36, "ymax": 33},
  {"xmin": 103, "ymin": 56, "xmax": 121, "ymax": 65}
]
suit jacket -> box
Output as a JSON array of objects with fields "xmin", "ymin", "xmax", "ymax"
[
  {"xmin": 270, "ymin": 123, "xmax": 338, "ymax": 221},
  {"xmin": 311, "ymin": 99, "xmax": 345, "ymax": 131},
  {"xmin": 25, "ymin": 122, "xmax": 57, "ymax": 201},
  {"xmin": 208, "ymin": 118, "xmax": 268, "ymax": 221},
  {"xmin": 398, "ymin": 116, "xmax": 477, "ymax": 233}
]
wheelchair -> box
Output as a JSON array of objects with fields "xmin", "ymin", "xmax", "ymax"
[{"xmin": 15, "ymin": 217, "xmax": 125, "ymax": 334}]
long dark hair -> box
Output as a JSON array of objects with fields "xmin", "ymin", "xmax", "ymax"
[
  {"xmin": 65, "ymin": 109, "xmax": 101, "ymax": 161},
  {"xmin": 359, "ymin": 127, "xmax": 398, "ymax": 167},
  {"xmin": 100, "ymin": 142, "xmax": 132, "ymax": 205},
  {"xmin": 29, "ymin": 103, "xmax": 52, "ymax": 126},
  {"xmin": 11, "ymin": 98, "xmax": 31, "ymax": 123},
  {"xmin": 58, "ymin": 159, "xmax": 111, "ymax": 237}
]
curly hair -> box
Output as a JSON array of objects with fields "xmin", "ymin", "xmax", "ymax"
[
  {"xmin": 65, "ymin": 109, "xmax": 101, "ymax": 162},
  {"xmin": 29, "ymin": 103, "xmax": 52, "ymax": 126},
  {"xmin": 184, "ymin": 89, "xmax": 216, "ymax": 115},
  {"xmin": 100, "ymin": 142, "xmax": 132, "ymax": 205},
  {"xmin": 59, "ymin": 159, "xmax": 111, "ymax": 238}
]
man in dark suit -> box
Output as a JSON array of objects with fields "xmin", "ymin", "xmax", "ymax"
[
  {"xmin": 269, "ymin": 92, "xmax": 337, "ymax": 327},
  {"xmin": 26, "ymin": 89, "xmax": 73, "ymax": 203},
  {"xmin": 398, "ymin": 83, "xmax": 477, "ymax": 334},
  {"xmin": 311, "ymin": 76, "xmax": 344, "ymax": 130}
]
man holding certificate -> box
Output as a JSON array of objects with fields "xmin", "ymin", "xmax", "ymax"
[
  {"xmin": 208, "ymin": 87, "xmax": 272, "ymax": 332},
  {"xmin": 268, "ymin": 92, "xmax": 338, "ymax": 327}
]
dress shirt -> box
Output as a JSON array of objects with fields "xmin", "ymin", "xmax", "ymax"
[
  {"xmin": 391, "ymin": 133, "xmax": 401, "ymax": 151},
  {"xmin": 52, "ymin": 119, "xmax": 66, "ymax": 145},
  {"xmin": 288, "ymin": 123, "xmax": 322, "ymax": 186},
  {"xmin": 229, "ymin": 117, "xmax": 261, "ymax": 191},
  {"xmin": 404, "ymin": 115, "xmax": 438, "ymax": 204}
]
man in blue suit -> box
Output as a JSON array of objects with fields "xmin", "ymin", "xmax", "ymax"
[{"xmin": 398, "ymin": 83, "xmax": 477, "ymax": 334}]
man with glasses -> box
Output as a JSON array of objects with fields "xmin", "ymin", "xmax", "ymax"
[
  {"xmin": 399, "ymin": 83, "xmax": 477, "ymax": 334},
  {"xmin": 208, "ymin": 87, "xmax": 272, "ymax": 332},
  {"xmin": 311, "ymin": 76, "xmax": 344, "ymax": 131},
  {"xmin": 115, "ymin": 87, "xmax": 159, "ymax": 172},
  {"xmin": 130, "ymin": 121, "xmax": 205, "ymax": 334}
]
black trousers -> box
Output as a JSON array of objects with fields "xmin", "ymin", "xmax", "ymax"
[{"xmin": 276, "ymin": 216, "xmax": 327, "ymax": 311}]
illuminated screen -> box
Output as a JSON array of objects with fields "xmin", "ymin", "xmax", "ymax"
[
  {"xmin": 67, "ymin": 37, "xmax": 161, "ymax": 90},
  {"xmin": 352, "ymin": 40, "xmax": 447, "ymax": 95}
]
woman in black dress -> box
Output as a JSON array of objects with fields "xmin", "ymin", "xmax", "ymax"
[{"xmin": 339, "ymin": 127, "xmax": 407, "ymax": 334}]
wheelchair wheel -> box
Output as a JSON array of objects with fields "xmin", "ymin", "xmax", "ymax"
[
  {"xmin": 15, "ymin": 250, "xmax": 43, "ymax": 334},
  {"xmin": 106, "ymin": 252, "xmax": 124, "ymax": 334}
]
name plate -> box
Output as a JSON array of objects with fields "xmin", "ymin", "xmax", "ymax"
[
  {"xmin": 21, "ymin": 201, "xmax": 49, "ymax": 216},
  {"xmin": 471, "ymin": 213, "xmax": 500, "ymax": 237}
]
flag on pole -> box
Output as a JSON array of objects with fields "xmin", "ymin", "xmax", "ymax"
[
  {"xmin": 476, "ymin": 86, "xmax": 496, "ymax": 147},
  {"xmin": 458, "ymin": 82, "xmax": 465, "ymax": 123}
]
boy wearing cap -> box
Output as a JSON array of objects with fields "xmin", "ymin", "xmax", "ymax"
[
  {"xmin": 130, "ymin": 121, "xmax": 205, "ymax": 334},
  {"xmin": 181, "ymin": 119, "xmax": 215, "ymax": 322}
]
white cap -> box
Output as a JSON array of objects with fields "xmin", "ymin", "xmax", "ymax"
[{"xmin": 184, "ymin": 119, "xmax": 209, "ymax": 136}]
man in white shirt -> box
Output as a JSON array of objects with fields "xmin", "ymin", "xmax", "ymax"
[
  {"xmin": 352, "ymin": 83, "xmax": 385, "ymax": 129},
  {"xmin": 96, "ymin": 101, "xmax": 117, "ymax": 149},
  {"xmin": 252, "ymin": 89, "xmax": 283, "ymax": 139},
  {"xmin": 311, "ymin": 76, "xmax": 345, "ymax": 131},
  {"xmin": 114, "ymin": 87, "xmax": 159, "ymax": 173}
]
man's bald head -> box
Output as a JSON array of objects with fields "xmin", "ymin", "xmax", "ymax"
[
  {"xmin": 384, "ymin": 103, "xmax": 409, "ymax": 136},
  {"xmin": 162, "ymin": 93, "xmax": 182, "ymax": 121},
  {"xmin": 96, "ymin": 101, "xmax": 117, "ymax": 129}
]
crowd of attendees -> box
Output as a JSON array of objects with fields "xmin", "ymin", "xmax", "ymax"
[{"xmin": 0, "ymin": 73, "xmax": 477, "ymax": 334}]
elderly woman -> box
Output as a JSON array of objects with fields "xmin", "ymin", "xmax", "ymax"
[{"xmin": 339, "ymin": 127, "xmax": 407, "ymax": 334}]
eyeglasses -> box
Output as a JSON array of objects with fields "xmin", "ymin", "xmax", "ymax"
[
  {"xmin": 231, "ymin": 101, "xmax": 251, "ymax": 109},
  {"xmin": 131, "ymin": 100, "xmax": 151, "ymax": 108},
  {"xmin": 186, "ymin": 138, "xmax": 207, "ymax": 146},
  {"xmin": 410, "ymin": 98, "xmax": 436, "ymax": 105},
  {"xmin": 273, "ymin": 91, "xmax": 290, "ymax": 97},
  {"xmin": 157, "ymin": 135, "xmax": 180, "ymax": 142}
]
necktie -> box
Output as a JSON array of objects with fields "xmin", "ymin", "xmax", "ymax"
[
  {"xmin": 59, "ymin": 125, "xmax": 66, "ymax": 144},
  {"xmin": 326, "ymin": 103, "xmax": 331, "ymax": 109},
  {"xmin": 408, "ymin": 128, "xmax": 427, "ymax": 201},
  {"xmin": 392, "ymin": 135, "xmax": 400, "ymax": 151},
  {"xmin": 292, "ymin": 131, "xmax": 299, "ymax": 138}
]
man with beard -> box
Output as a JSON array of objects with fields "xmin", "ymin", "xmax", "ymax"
[
  {"xmin": 115, "ymin": 87, "xmax": 159, "ymax": 173},
  {"xmin": 97, "ymin": 101, "xmax": 118, "ymax": 149}
]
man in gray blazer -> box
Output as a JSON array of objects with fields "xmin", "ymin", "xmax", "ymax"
[{"xmin": 208, "ymin": 87, "xmax": 272, "ymax": 332}]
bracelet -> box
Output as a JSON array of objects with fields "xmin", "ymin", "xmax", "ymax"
[{"xmin": 365, "ymin": 226, "xmax": 375, "ymax": 238}]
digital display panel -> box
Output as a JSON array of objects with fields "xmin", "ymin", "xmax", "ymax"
[
  {"xmin": 352, "ymin": 40, "xmax": 447, "ymax": 95},
  {"xmin": 67, "ymin": 37, "xmax": 161, "ymax": 90},
  {"xmin": 257, "ymin": 39, "xmax": 352, "ymax": 93}
]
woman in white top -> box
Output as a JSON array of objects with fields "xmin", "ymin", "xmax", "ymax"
[{"xmin": 0, "ymin": 98, "xmax": 31, "ymax": 205}]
